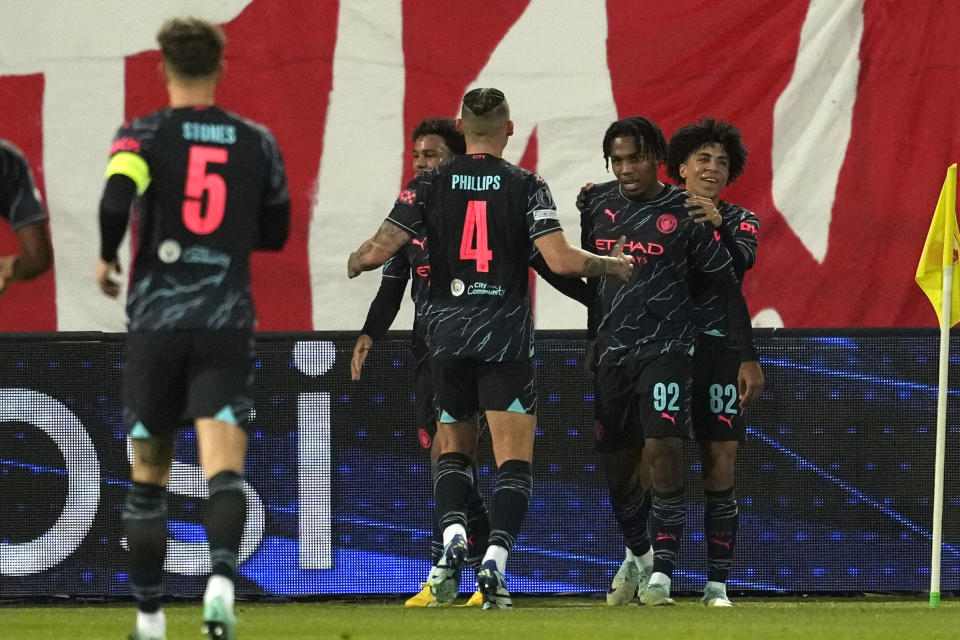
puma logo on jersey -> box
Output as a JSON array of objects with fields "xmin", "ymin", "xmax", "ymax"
[
  {"xmin": 604, "ymin": 208, "xmax": 619, "ymax": 222},
  {"xmin": 717, "ymin": 415, "xmax": 733, "ymax": 428},
  {"xmin": 411, "ymin": 238, "xmax": 425, "ymax": 250},
  {"xmin": 661, "ymin": 412, "xmax": 677, "ymax": 425}
]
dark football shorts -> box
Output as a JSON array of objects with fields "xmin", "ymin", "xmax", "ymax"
[
  {"xmin": 432, "ymin": 358, "xmax": 536, "ymax": 423},
  {"xmin": 123, "ymin": 330, "xmax": 255, "ymax": 440},
  {"xmin": 593, "ymin": 353, "xmax": 693, "ymax": 453},
  {"xmin": 691, "ymin": 334, "xmax": 746, "ymax": 442},
  {"xmin": 413, "ymin": 355, "xmax": 438, "ymax": 449}
]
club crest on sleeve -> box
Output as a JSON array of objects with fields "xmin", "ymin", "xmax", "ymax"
[
  {"xmin": 656, "ymin": 213, "xmax": 677, "ymax": 234},
  {"xmin": 398, "ymin": 189, "xmax": 416, "ymax": 204}
]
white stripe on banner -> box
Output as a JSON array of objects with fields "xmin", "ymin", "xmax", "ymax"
[
  {"xmin": 772, "ymin": 0, "xmax": 865, "ymax": 264},
  {"xmin": 467, "ymin": 0, "xmax": 617, "ymax": 330},
  {"xmin": 309, "ymin": 0, "xmax": 406, "ymax": 330}
]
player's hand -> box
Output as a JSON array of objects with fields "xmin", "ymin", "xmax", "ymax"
[
  {"xmin": 0, "ymin": 255, "xmax": 16, "ymax": 297},
  {"xmin": 576, "ymin": 182, "xmax": 596, "ymax": 211},
  {"xmin": 606, "ymin": 235, "xmax": 634, "ymax": 282},
  {"xmin": 737, "ymin": 360, "xmax": 764, "ymax": 408},
  {"xmin": 686, "ymin": 195, "xmax": 722, "ymax": 228},
  {"xmin": 351, "ymin": 334, "xmax": 373, "ymax": 380},
  {"xmin": 94, "ymin": 258, "xmax": 122, "ymax": 298},
  {"xmin": 347, "ymin": 252, "xmax": 362, "ymax": 279}
]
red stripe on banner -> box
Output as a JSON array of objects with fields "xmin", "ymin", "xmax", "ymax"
[{"xmin": 0, "ymin": 73, "xmax": 56, "ymax": 331}]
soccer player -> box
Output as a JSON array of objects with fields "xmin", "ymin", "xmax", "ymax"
[
  {"xmin": 352, "ymin": 117, "xmax": 593, "ymax": 607},
  {"xmin": 351, "ymin": 117, "xmax": 488, "ymax": 608},
  {"xmin": 94, "ymin": 18, "xmax": 289, "ymax": 640},
  {"xmin": 667, "ymin": 118, "xmax": 759, "ymax": 607},
  {"xmin": 348, "ymin": 87, "xmax": 633, "ymax": 609},
  {"xmin": 579, "ymin": 116, "xmax": 762, "ymax": 606},
  {"xmin": 0, "ymin": 139, "xmax": 52, "ymax": 295}
]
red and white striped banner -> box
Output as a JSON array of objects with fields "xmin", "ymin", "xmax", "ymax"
[{"xmin": 1, "ymin": 0, "xmax": 957, "ymax": 331}]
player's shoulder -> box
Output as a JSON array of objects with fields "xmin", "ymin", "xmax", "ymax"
[
  {"xmin": 217, "ymin": 107, "xmax": 279, "ymax": 143},
  {"xmin": 650, "ymin": 183, "xmax": 688, "ymax": 208},
  {"xmin": 125, "ymin": 107, "xmax": 173, "ymax": 130},
  {"xmin": 719, "ymin": 199, "xmax": 757, "ymax": 221},
  {"xmin": 581, "ymin": 179, "xmax": 620, "ymax": 210},
  {"xmin": 112, "ymin": 108, "xmax": 170, "ymax": 151},
  {"xmin": 0, "ymin": 138, "xmax": 27, "ymax": 163},
  {"xmin": 0, "ymin": 138, "xmax": 29, "ymax": 175},
  {"xmin": 494, "ymin": 157, "xmax": 546, "ymax": 187}
]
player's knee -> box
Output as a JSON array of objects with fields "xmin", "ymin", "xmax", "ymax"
[
  {"xmin": 134, "ymin": 437, "xmax": 174, "ymax": 467},
  {"xmin": 702, "ymin": 443, "xmax": 737, "ymax": 490}
]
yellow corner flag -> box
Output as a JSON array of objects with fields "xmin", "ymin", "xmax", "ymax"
[{"xmin": 916, "ymin": 163, "xmax": 960, "ymax": 327}]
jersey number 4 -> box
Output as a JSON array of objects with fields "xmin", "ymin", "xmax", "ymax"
[
  {"xmin": 182, "ymin": 145, "xmax": 228, "ymax": 234},
  {"xmin": 460, "ymin": 200, "xmax": 493, "ymax": 272}
]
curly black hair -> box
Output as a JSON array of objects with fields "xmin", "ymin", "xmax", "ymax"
[
  {"xmin": 666, "ymin": 117, "xmax": 748, "ymax": 185},
  {"xmin": 411, "ymin": 118, "xmax": 466, "ymax": 155},
  {"xmin": 601, "ymin": 116, "xmax": 667, "ymax": 169}
]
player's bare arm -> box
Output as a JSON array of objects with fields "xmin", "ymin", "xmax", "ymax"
[
  {"xmin": 348, "ymin": 221, "xmax": 410, "ymax": 278},
  {"xmin": 0, "ymin": 223, "xmax": 52, "ymax": 295},
  {"xmin": 350, "ymin": 334, "xmax": 373, "ymax": 380},
  {"xmin": 534, "ymin": 230, "xmax": 632, "ymax": 282}
]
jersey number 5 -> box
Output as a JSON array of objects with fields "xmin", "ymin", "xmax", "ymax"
[
  {"xmin": 182, "ymin": 145, "xmax": 228, "ymax": 234},
  {"xmin": 460, "ymin": 200, "xmax": 493, "ymax": 272}
]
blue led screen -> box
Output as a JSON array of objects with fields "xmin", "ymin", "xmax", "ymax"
[{"xmin": 1, "ymin": 331, "xmax": 958, "ymax": 597}]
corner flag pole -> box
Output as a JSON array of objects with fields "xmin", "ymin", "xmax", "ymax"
[{"xmin": 930, "ymin": 263, "xmax": 952, "ymax": 609}]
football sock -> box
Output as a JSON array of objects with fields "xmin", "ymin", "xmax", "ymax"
[
  {"xmin": 430, "ymin": 510, "xmax": 443, "ymax": 566},
  {"xmin": 135, "ymin": 609, "xmax": 166, "ymax": 638},
  {"xmin": 649, "ymin": 488, "xmax": 686, "ymax": 578},
  {"xmin": 482, "ymin": 545, "xmax": 509, "ymax": 574},
  {"xmin": 435, "ymin": 453, "xmax": 473, "ymax": 541},
  {"xmin": 204, "ymin": 471, "xmax": 247, "ymax": 580},
  {"xmin": 124, "ymin": 481, "xmax": 167, "ymax": 614},
  {"xmin": 465, "ymin": 463, "xmax": 491, "ymax": 569},
  {"xmin": 630, "ymin": 546, "xmax": 654, "ymax": 573},
  {"xmin": 204, "ymin": 574, "xmax": 235, "ymax": 608},
  {"xmin": 704, "ymin": 487, "xmax": 738, "ymax": 583},
  {"xmin": 612, "ymin": 486, "xmax": 652, "ymax": 557},
  {"xmin": 487, "ymin": 459, "xmax": 533, "ymax": 562}
]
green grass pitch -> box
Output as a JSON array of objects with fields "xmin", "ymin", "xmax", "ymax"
[{"xmin": 3, "ymin": 597, "xmax": 959, "ymax": 639}]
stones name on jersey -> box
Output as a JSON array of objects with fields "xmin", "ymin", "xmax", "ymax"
[{"xmin": 109, "ymin": 106, "xmax": 287, "ymax": 331}]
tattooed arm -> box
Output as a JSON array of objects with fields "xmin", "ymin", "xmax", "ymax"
[
  {"xmin": 347, "ymin": 220, "xmax": 411, "ymax": 278},
  {"xmin": 533, "ymin": 230, "xmax": 632, "ymax": 282}
]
